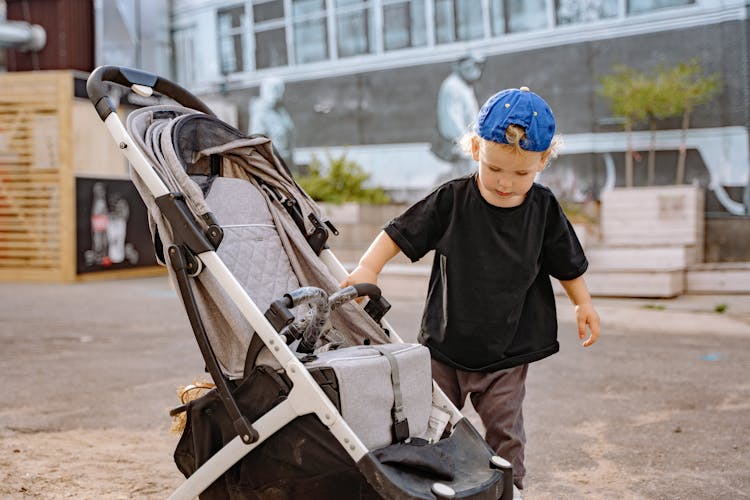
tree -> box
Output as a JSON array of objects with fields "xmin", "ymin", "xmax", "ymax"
[
  {"xmin": 599, "ymin": 65, "xmax": 650, "ymax": 187},
  {"xmin": 644, "ymin": 67, "xmax": 674, "ymax": 185},
  {"xmin": 658, "ymin": 60, "xmax": 721, "ymax": 185},
  {"xmin": 599, "ymin": 61, "xmax": 721, "ymax": 186}
]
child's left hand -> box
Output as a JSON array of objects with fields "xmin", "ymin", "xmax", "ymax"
[{"xmin": 574, "ymin": 303, "xmax": 600, "ymax": 347}]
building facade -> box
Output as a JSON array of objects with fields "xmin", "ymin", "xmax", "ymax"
[{"xmin": 172, "ymin": 1, "xmax": 748, "ymax": 217}]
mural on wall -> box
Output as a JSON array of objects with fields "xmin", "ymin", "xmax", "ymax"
[
  {"xmin": 431, "ymin": 52, "xmax": 485, "ymax": 182},
  {"xmin": 248, "ymin": 77, "xmax": 296, "ymax": 173},
  {"xmin": 537, "ymin": 128, "xmax": 750, "ymax": 216}
]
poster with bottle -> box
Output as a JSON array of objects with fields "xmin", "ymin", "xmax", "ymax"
[{"xmin": 75, "ymin": 176, "xmax": 157, "ymax": 274}]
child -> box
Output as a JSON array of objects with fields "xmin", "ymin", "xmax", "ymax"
[{"xmin": 341, "ymin": 86, "xmax": 601, "ymax": 495}]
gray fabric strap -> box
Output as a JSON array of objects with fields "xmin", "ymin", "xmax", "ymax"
[{"xmin": 373, "ymin": 346, "xmax": 410, "ymax": 442}]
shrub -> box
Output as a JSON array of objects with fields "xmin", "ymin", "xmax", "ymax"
[{"xmin": 297, "ymin": 153, "xmax": 390, "ymax": 204}]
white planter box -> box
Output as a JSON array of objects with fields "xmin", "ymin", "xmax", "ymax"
[
  {"xmin": 586, "ymin": 245, "xmax": 700, "ymax": 271},
  {"xmin": 582, "ymin": 269, "xmax": 685, "ymax": 298},
  {"xmin": 686, "ymin": 262, "xmax": 750, "ymax": 294},
  {"xmin": 319, "ymin": 202, "xmax": 361, "ymax": 225},
  {"xmin": 600, "ymin": 186, "xmax": 705, "ymax": 248}
]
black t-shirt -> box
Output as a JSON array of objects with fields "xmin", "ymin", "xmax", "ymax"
[{"xmin": 384, "ymin": 176, "xmax": 588, "ymax": 371}]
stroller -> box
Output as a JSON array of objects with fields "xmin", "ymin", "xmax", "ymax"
[{"xmin": 87, "ymin": 66, "xmax": 513, "ymax": 500}]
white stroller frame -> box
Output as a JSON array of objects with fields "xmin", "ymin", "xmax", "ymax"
[{"xmin": 87, "ymin": 66, "xmax": 513, "ymax": 500}]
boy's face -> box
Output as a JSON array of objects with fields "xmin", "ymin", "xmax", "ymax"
[{"xmin": 472, "ymin": 137, "xmax": 547, "ymax": 208}]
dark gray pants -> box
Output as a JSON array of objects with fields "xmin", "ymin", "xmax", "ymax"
[{"xmin": 431, "ymin": 359, "xmax": 528, "ymax": 489}]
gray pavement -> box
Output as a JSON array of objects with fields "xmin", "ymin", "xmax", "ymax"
[{"xmin": 0, "ymin": 276, "xmax": 748, "ymax": 499}]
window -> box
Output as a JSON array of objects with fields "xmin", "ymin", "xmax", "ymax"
[
  {"xmin": 255, "ymin": 28, "xmax": 288, "ymax": 68},
  {"xmin": 556, "ymin": 0, "xmax": 617, "ymax": 25},
  {"xmin": 628, "ymin": 0, "xmax": 694, "ymax": 15},
  {"xmin": 253, "ymin": 0, "xmax": 288, "ymax": 69},
  {"xmin": 383, "ymin": 0, "xmax": 427, "ymax": 51},
  {"xmin": 253, "ymin": 0, "xmax": 285, "ymax": 22},
  {"xmin": 434, "ymin": 0, "xmax": 484, "ymax": 44},
  {"xmin": 335, "ymin": 0, "xmax": 375, "ymax": 58},
  {"xmin": 505, "ymin": 0, "xmax": 547, "ymax": 33},
  {"xmin": 217, "ymin": 6, "xmax": 245, "ymax": 74},
  {"xmin": 293, "ymin": 0, "xmax": 328, "ymax": 63},
  {"xmin": 293, "ymin": 0, "xmax": 326, "ymax": 15},
  {"xmin": 173, "ymin": 25, "xmax": 196, "ymax": 84},
  {"xmin": 208, "ymin": 0, "xmax": 700, "ymax": 75},
  {"xmin": 490, "ymin": 0, "xmax": 505, "ymax": 36}
]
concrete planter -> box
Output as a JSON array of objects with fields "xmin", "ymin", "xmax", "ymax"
[
  {"xmin": 318, "ymin": 202, "xmax": 408, "ymax": 226},
  {"xmin": 600, "ymin": 185, "xmax": 704, "ymax": 249},
  {"xmin": 584, "ymin": 185, "xmax": 705, "ymax": 298},
  {"xmin": 319, "ymin": 202, "xmax": 409, "ymax": 265}
]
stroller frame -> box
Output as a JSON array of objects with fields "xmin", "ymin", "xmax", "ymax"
[{"xmin": 87, "ymin": 66, "xmax": 513, "ymax": 500}]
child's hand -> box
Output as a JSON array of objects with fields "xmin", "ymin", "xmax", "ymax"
[
  {"xmin": 574, "ymin": 303, "xmax": 600, "ymax": 347},
  {"xmin": 340, "ymin": 265, "xmax": 379, "ymax": 304},
  {"xmin": 340, "ymin": 265, "xmax": 379, "ymax": 289}
]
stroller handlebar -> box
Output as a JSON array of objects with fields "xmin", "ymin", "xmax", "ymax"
[{"xmin": 86, "ymin": 65, "xmax": 215, "ymax": 121}]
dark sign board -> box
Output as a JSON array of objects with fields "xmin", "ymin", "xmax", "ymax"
[{"xmin": 75, "ymin": 176, "xmax": 157, "ymax": 274}]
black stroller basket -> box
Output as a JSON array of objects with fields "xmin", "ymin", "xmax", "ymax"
[{"xmin": 87, "ymin": 65, "xmax": 513, "ymax": 500}]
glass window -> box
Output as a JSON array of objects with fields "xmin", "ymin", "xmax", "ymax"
[
  {"xmin": 217, "ymin": 6, "xmax": 245, "ymax": 74},
  {"xmin": 490, "ymin": 0, "xmax": 505, "ymax": 36},
  {"xmin": 435, "ymin": 0, "xmax": 483, "ymax": 44},
  {"xmin": 556, "ymin": 0, "xmax": 617, "ymax": 24},
  {"xmin": 294, "ymin": 17, "xmax": 328, "ymax": 63},
  {"xmin": 293, "ymin": 0, "xmax": 326, "ymax": 15},
  {"xmin": 506, "ymin": 0, "xmax": 547, "ymax": 33},
  {"xmin": 173, "ymin": 26, "xmax": 195, "ymax": 84},
  {"xmin": 253, "ymin": 0, "xmax": 284, "ymax": 22},
  {"xmin": 628, "ymin": 0, "xmax": 694, "ymax": 14},
  {"xmin": 292, "ymin": 0, "xmax": 328, "ymax": 64},
  {"xmin": 255, "ymin": 28, "xmax": 288, "ymax": 68},
  {"xmin": 336, "ymin": 2, "xmax": 375, "ymax": 58},
  {"xmin": 383, "ymin": 0, "xmax": 426, "ymax": 51}
]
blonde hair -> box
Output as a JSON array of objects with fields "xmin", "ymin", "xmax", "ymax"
[{"xmin": 460, "ymin": 124, "xmax": 561, "ymax": 166}]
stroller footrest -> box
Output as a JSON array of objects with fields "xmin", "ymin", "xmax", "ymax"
[{"xmin": 357, "ymin": 418, "xmax": 509, "ymax": 500}]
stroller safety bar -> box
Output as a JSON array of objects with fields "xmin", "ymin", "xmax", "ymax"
[{"xmin": 269, "ymin": 284, "xmax": 388, "ymax": 353}]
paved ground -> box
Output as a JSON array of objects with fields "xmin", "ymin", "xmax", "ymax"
[{"xmin": 0, "ymin": 276, "xmax": 748, "ymax": 499}]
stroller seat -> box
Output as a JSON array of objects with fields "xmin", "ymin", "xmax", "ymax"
[
  {"xmin": 86, "ymin": 65, "xmax": 514, "ymax": 500},
  {"xmin": 206, "ymin": 176, "xmax": 300, "ymax": 315}
]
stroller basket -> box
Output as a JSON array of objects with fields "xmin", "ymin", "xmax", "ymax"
[{"xmin": 87, "ymin": 66, "xmax": 513, "ymax": 500}]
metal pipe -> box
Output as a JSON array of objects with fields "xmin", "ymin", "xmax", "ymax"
[{"xmin": 0, "ymin": 21, "xmax": 46, "ymax": 51}]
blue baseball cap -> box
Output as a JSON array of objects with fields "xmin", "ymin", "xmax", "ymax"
[{"xmin": 475, "ymin": 87, "xmax": 556, "ymax": 152}]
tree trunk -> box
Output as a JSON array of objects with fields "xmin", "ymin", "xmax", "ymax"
[
  {"xmin": 648, "ymin": 116, "xmax": 656, "ymax": 186},
  {"xmin": 625, "ymin": 119, "xmax": 633, "ymax": 188},
  {"xmin": 676, "ymin": 110, "xmax": 690, "ymax": 185}
]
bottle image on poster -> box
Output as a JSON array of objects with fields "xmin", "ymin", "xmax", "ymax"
[
  {"xmin": 89, "ymin": 182, "xmax": 109, "ymax": 265},
  {"xmin": 84, "ymin": 182, "xmax": 140, "ymax": 268}
]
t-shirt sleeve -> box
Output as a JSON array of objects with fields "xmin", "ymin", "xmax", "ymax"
[
  {"xmin": 542, "ymin": 195, "xmax": 589, "ymax": 280},
  {"xmin": 383, "ymin": 184, "xmax": 452, "ymax": 262}
]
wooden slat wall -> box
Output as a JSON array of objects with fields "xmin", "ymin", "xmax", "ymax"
[{"xmin": 0, "ymin": 71, "xmax": 74, "ymax": 281}]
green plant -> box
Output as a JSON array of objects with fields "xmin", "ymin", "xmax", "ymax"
[
  {"xmin": 297, "ymin": 153, "xmax": 390, "ymax": 204},
  {"xmin": 599, "ymin": 65, "xmax": 651, "ymax": 187},
  {"xmin": 599, "ymin": 61, "xmax": 721, "ymax": 187},
  {"xmin": 657, "ymin": 60, "xmax": 721, "ymax": 184},
  {"xmin": 642, "ymin": 304, "xmax": 666, "ymax": 311},
  {"xmin": 559, "ymin": 200, "xmax": 596, "ymax": 224}
]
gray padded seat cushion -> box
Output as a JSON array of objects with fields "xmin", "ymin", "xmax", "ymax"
[{"xmin": 205, "ymin": 177, "xmax": 300, "ymax": 314}]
